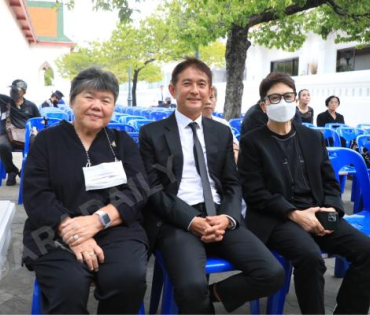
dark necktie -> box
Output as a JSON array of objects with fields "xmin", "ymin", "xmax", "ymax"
[{"xmin": 188, "ymin": 122, "xmax": 216, "ymax": 216}]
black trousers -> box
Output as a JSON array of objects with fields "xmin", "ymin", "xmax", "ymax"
[
  {"xmin": 33, "ymin": 239, "xmax": 147, "ymax": 314},
  {"xmin": 267, "ymin": 219, "xmax": 370, "ymax": 314},
  {"xmin": 0, "ymin": 135, "xmax": 18, "ymax": 173},
  {"xmin": 156, "ymin": 224, "xmax": 285, "ymax": 313}
]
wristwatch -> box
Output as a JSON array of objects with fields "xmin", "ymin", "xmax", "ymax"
[{"xmin": 95, "ymin": 210, "xmax": 111, "ymax": 229}]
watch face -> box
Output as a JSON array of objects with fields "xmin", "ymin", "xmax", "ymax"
[{"xmin": 101, "ymin": 213, "xmax": 111, "ymax": 225}]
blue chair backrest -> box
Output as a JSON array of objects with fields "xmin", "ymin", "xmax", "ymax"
[
  {"xmin": 133, "ymin": 107, "xmax": 144, "ymax": 116},
  {"xmin": 327, "ymin": 147, "xmax": 370, "ymax": 210},
  {"xmin": 231, "ymin": 127, "xmax": 240, "ymax": 141},
  {"xmin": 229, "ymin": 118, "xmax": 242, "ymax": 132},
  {"xmin": 312, "ymin": 127, "xmax": 341, "ymax": 147},
  {"xmin": 119, "ymin": 115, "xmax": 146, "ymax": 124},
  {"xmin": 111, "ymin": 112, "xmax": 128, "ymax": 122},
  {"xmin": 325, "ymin": 123, "xmax": 350, "ymax": 129},
  {"xmin": 107, "ymin": 123, "xmax": 137, "ymax": 132},
  {"xmin": 43, "ymin": 111, "xmax": 69, "ymax": 121},
  {"xmin": 24, "ymin": 118, "xmax": 62, "ymax": 155},
  {"xmin": 150, "ymin": 111, "xmax": 170, "ymax": 121},
  {"xmin": 356, "ymin": 135, "xmax": 370, "ymax": 154},
  {"xmin": 336, "ymin": 127, "xmax": 359, "ymax": 147},
  {"xmin": 357, "ymin": 124, "xmax": 370, "ymax": 132},
  {"xmin": 128, "ymin": 119, "xmax": 153, "ymax": 131},
  {"xmin": 114, "ymin": 106, "xmax": 125, "ymax": 113},
  {"xmin": 141, "ymin": 109, "xmax": 153, "ymax": 119},
  {"xmin": 302, "ymin": 122, "xmax": 315, "ymax": 128},
  {"xmin": 125, "ymin": 107, "xmax": 135, "ymax": 115}
]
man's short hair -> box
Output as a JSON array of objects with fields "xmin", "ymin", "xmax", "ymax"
[
  {"xmin": 70, "ymin": 67, "xmax": 119, "ymax": 104},
  {"xmin": 52, "ymin": 90, "xmax": 64, "ymax": 100},
  {"xmin": 259, "ymin": 72, "xmax": 296, "ymax": 101},
  {"xmin": 325, "ymin": 95, "xmax": 340, "ymax": 107},
  {"xmin": 171, "ymin": 57, "xmax": 212, "ymax": 87}
]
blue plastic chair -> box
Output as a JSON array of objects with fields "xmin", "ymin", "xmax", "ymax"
[
  {"xmin": 31, "ymin": 279, "xmax": 145, "ymax": 315},
  {"xmin": 228, "ymin": 118, "xmax": 242, "ymax": 133},
  {"xmin": 17, "ymin": 118, "xmax": 62, "ymax": 204},
  {"xmin": 111, "ymin": 112, "xmax": 128, "ymax": 122},
  {"xmin": 302, "ymin": 122, "xmax": 315, "ymax": 128},
  {"xmin": 107, "ymin": 123, "xmax": 137, "ymax": 132},
  {"xmin": 312, "ymin": 127, "xmax": 341, "ymax": 147},
  {"xmin": 328, "ymin": 147, "xmax": 370, "ymax": 236},
  {"xmin": 336, "ymin": 127, "xmax": 363, "ymax": 148},
  {"xmin": 127, "ymin": 132, "xmax": 139, "ymax": 145},
  {"xmin": 150, "ymin": 111, "xmax": 170, "ymax": 121},
  {"xmin": 357, "ymin": 135, "xmax": 370, "ymax": 157},
  {"xmin": 114, "ymin": 105, "xmax": 126, "ymax": 113},
  {"xmin": 149, "ymin": 251, "xmax": 261, "ymax": 315},
  {"xmin": 149, "ymin": 251, "xmax": 297, "ymax": 315},
  {"xmin": 43, "ymin": 111, "xmax": 69, "ymax": 121},
  {"xmin": 231, "ymin": 127, "xmax": 240, "ymax": 141},
  {"xmin": 325, "ymin": 123, "xmax": 350, "ymax": 129}
]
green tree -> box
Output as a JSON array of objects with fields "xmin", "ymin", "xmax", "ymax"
[{"xmin": 164, "ymin": 0, "xmax": 370, "ymax": 119}]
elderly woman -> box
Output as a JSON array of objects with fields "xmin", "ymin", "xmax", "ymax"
[
  {"xmin": 316, "ymin": 95, "xmax": 345, "ymax": 127},
  {"xmin": 238, "ymin": 72, "xmax": 370, "ymax": 314},
  {"xmin": 22, "ymin": 67, "xmax": 148, "ymax": 314}
]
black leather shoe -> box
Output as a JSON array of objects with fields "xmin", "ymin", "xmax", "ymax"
[{"xmin": 6, "ymin": 171, "xmax": 18, "ymax": 186}]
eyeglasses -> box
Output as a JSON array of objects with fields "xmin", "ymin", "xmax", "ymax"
[{"xmin": 264, "ymin": 92, "xmax": 297, "ymax": 104}]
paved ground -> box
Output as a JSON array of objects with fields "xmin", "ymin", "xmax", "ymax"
[{"xmin": 0, "ymin": 152, "xmax": 361, "ymax": 314}]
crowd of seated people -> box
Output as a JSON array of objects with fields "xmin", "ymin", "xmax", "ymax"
[{"xmin": 3, "ymin": 58, "xmax": 368, "ymax": 315}]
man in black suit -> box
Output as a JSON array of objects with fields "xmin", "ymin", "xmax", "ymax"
[
  {"xmin": 238, "ymin": 72, "xmax": 370, "ymax": 314},
  {"xmin": 139, "ymin": 58, "xmax": 284, "ymax": 314}
]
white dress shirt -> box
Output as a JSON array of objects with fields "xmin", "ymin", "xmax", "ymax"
[{"xmin": 175, "ymin": 109, "xmax": 221, "ymax": 206}]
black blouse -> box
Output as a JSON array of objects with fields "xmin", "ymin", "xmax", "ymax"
[{"xmin": 23, "ymin": 121, "xmax": 148, "ymax": 265}]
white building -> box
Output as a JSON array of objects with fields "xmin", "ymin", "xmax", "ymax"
[{"xmin": 0, "ymin": 0, "xmax": 74, "ymax": 106}]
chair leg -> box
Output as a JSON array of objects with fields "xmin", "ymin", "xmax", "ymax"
[
  {"xmin": 31, "ymin": 279, "xmax": 42, "ymax": 315},
  {"xmin": 161, "ymin": 272, "xmax": 178, "ymax": 314},
  {"xmin": 334, "ymin": 256, "xmax": 350, "ymax": 278},
  {"xmin": 250, "ymin": 299, "xmax": 260, "ymax": 314},
  {"xmin": 266, "ymin": 253, "xmax": 293, "ymax": 315},
  {"xmin": 18, "ymin": 158, "xmax": 26, "ymax": 205}
]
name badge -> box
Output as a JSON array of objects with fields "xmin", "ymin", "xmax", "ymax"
[{"xmin": 82, "ymin": 160, "xmax": 127, "ymax": 191}]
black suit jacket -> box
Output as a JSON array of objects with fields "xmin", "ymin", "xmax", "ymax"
[
  {"xmin": 238, "ymin": 123, "xmax": 344, "ymax": 243},
  {"xmin": 139, "ymin": 113, "xmax": 242, "ymax": 250}
]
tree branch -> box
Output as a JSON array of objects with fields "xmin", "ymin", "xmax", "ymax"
[{"xmin": 326, "ymin": 0, "xmax": 370, "ymax": 19}]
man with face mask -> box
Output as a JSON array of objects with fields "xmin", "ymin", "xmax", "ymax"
[
  {"xmin": 238, "ymin": 72, "xmax": 370, "ymax": 314},
  {"xmin": 41, "ymin": 90, "xmax": 64, "ymax": 108},
  {"xmin": 0, "ymin": 80, "xmax": 40, "ymax": 185}
]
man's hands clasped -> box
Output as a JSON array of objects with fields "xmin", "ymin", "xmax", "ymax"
[{"xmin": 189, "ymin": 215, "xmax": 230, "ymax": 243}]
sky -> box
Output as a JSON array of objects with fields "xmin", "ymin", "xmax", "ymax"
[{"xmin": 63, "ymin": 0, "xmax": 160, "ymax": 45}]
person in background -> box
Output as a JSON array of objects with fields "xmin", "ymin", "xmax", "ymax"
[
  {"xmin": 203, "ymin": 86, "xmax": 240, "ymax": 162},
  {"xmin": 316, "ymin": 95, "xmax": 345, "ymax": 127},
  {"xmin": 297, "ymin": 89, "xmax": 314, "ymax": 124},
  {"xmin": 157, "ymin": 85, "xmax": 165, "ymax": 106},
  {"xmin": 238, "ymin": 71, "xmax": 370, "ymax": 314},
  {"xmin": 139, "ymin": 58, "xmax": 284, "ymax": 314},
  {"xmin": 41, "ymin": 90, "xmax": 64, "ymax": 108},
  {"xmin": 0, "ymin": 79, "xmax": 40, "ymax": 186},
  {"xmin": 240, "ymin": 98, "xmax": 302, "ymax": 137},
  {"xmin": 22, "ymin": 67, "xmax": 148, "ymax": 314}
]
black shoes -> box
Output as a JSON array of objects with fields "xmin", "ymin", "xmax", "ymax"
[{"xmin": 6, "ymin": 171, "xmax": 18, "ymax": 186}]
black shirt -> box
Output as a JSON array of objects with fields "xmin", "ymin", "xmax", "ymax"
[
  {"xmin": 0, "ymin": 94, "xmax": 40, "ymax": 134},
  {"xmin": 298, "ymin": 106, "xmax": 314, "ymax": 124},
  {"xmin": 316, "ymin": 110, "xmax": 345, "ymax": 127},
  {"xmin": 269, "ymin": 127, "xmax": 317, "ymax": 210}
]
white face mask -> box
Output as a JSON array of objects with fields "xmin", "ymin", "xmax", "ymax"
[
  {"xmin": 265, "ymin": 100, "xmax": 296, "ymax": 123},
  {"xmin": 83, "ymin": 160, "xmax": 127, "ymax": 191}
]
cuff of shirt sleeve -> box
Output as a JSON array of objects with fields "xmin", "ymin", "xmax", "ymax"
[
  {"xmin": 187, "ymin": 216, "xmax": 197, "ymax": 231},
  {"xmin": 221, "ymin": 215, "xmax": 237, "ymax": 230}
]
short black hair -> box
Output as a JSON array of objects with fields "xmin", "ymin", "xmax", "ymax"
[
  {"xmin": 259, "ymin": 72, "xmax": 296, "ymax": 101},
  {"xmin": 52, "ymin": 90, "xmax": 64, "ymax": 99},
  {"xmin": 325, "ymin": 95, "xmax": 340, "ymax": 107},
  {"xmin": 70, "ymin": 67, "xmax": 119, "ymax": 104},
  {"xmin": 171, "ymin": 57, "xmax": 212, "ymax": 87}
]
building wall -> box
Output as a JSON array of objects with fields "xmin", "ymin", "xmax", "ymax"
[{"xmin": 0, "ymin": 1, "xmax": 71, "ymax": 106}]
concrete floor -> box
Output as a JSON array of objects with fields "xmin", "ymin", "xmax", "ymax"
[{"xmin": 0, "ymin": 152, "xmax": 364, "ymax": 314}]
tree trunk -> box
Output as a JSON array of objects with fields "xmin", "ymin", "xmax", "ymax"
[
  {"xmin": 223, "ymin": 25, "xmax": 251, "ymax": 120},
  {"xmin": 132, "ymin": 69, "xmax": 140, "ymax": 107}
]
